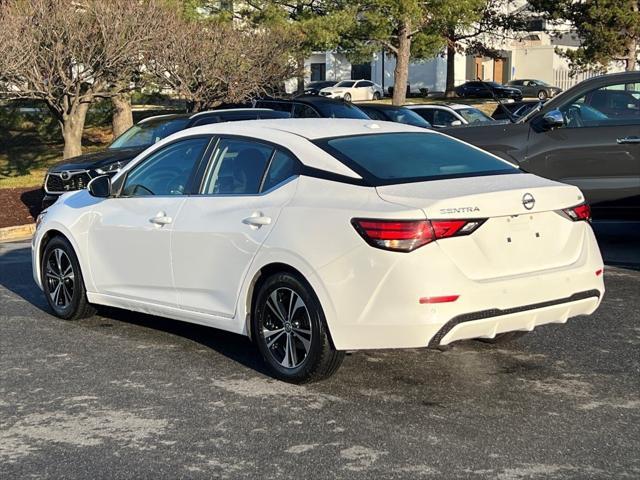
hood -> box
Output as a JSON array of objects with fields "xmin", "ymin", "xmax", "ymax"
[{"xmin": 48, "ymin": 147, "xmax": 146, "ymax": 172}]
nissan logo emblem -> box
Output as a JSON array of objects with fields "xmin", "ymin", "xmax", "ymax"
[{"xmin": 522, "ymin": 193, "xmax": 535, "ymax": 210}]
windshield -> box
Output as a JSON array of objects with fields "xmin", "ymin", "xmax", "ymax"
[
  {"xmin": 457, "ymin": 108, "xmax": 492, "ymax": 123},
  {"xmin": 109, "ymin": 117, "xmax": 190, "ymax": 149},
  {"xmin": 335, "ymin": 81, "xmax": 356, "ymax": 88},
  {"xmin": 314, "ymin": 102, "xmax": 370, "ymax": 119},
  {"xmin": 385, "ymin": 108, "xmax": 431, "ymax": 128},
  {"xmin": 315, "ymin": 132, "xmax": 518, "ymax": 185}
]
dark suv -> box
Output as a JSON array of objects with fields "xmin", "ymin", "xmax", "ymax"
[
  {"xmin": 444, "ymin": 72, "xmax": 640, "ymax": 221},
  {"xmin": 253, "ymin": 96, "xmax": 370, "ymax": 119},
  {"xmin": 42, "ymin": 108, "xmax": 289, "ymax": 208}
]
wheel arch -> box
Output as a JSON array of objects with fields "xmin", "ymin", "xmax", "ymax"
[
  {"xmin": 242, "ymin": 261, "xmax": 338, "ymax": 350},
  {"xmin": 35, "ymin": 225, "xmax": 90, "ymax": 291}
]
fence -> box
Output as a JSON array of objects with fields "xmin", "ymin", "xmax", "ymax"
[{"xmin": 553, "ymin": 69, "xmax": 600, "ymax": 90}]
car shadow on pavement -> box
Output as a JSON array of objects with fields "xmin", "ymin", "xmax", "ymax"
[
  {"xmin": 94, "ymin": 305, "xmax": 273, "ymax": 377},
  {"xmin": 0, "ymin": 243, "xmax": 271, "ymax": 377}
]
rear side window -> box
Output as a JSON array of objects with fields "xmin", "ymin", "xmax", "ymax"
[
  {"xmin": 315, "ymin": 132, "xmax": 518, "ymax": 185},
  {"xmin": 202, "ymin": 138, "xmax": 273, "ymax": 195},
  {"xmin": 262, "ymin": 150, "xmax": 299, "ymax": 191}
]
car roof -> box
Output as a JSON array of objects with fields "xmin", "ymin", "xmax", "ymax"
[
  {"xmin": 138, "ymin": 108, "xmax": 275, "ymax": 125},
  {"xmin": 405, "ymin": 103, "xmax": 470, "ymax": 110},
  {"xmin": 122, "ymin": 119, "xmax": 434, "ymax": 180}
]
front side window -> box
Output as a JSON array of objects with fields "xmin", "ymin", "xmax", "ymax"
[
  {"xmin": 292, "ymin": 104, "xmax": 320, "ymax": 118},
  {"xmin": 122, "ymin": 137, "xmax": 209, "ymax": 196},
  {"xmin": 432, "ymin": 110, "xmax": 457, "ymax": 126},
  {"xmin": 336, "ymin": 81, "xmax": 356, "ymax": 88},
  {"xmin": 316, "ymin": 132, "xmax": 518, "ymax": 185},
  {"xmin": 560, "ymin": 81, "xmax": 640, "ymax": 128},
  {"xmin": 386, "ymin": 108, "xmax": 431, "ymax": 128},
  {"xmin": 202, "ymin": 138, "xmax": 273, "ymax": 195}
]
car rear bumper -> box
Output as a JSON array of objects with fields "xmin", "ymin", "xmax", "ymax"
[{"xmin": 317, "ymin": 223, "xmax": 604, "ymax": 350}]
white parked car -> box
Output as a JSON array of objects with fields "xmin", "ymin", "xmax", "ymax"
[
  {"xmin": 319, "ymin": 80, "xmax": 384, "ymax": 102},
  {"xmin": 406, "ymin": 103, "xmax": 496, "ymax": 128},
  {"xmin": 33, "ymin": 119, "xmax": 605, "ymax": 383}
]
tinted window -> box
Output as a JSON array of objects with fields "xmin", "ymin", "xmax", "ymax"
[
  {"xmin": 358, "ymin": 81, "xmax": 373, "ymax": 88},
  {"xmin": 262, "ymin": 150, "xmax": 299, "ymax": 191},
  {"xmin": 385, "ymin": 108, "xmax": 431, "ymax": 128},
  {"xmin": 122, "ymin": 137, "xmax": 209, "ymax": 196},
  {"xmin": 561, "ymin": 82, "xmax": 640, "ymax": 127},
  {"xmin": 358, "ymin": 106, "xmax": 386, "ymax": 121},
  {"xmin": 412, "ymin": 108, "xmax": 435, "ymax": 124},
  {"xmin": 314, "ymin": 102, "xmax": 370, "ymax": 119},
  {"xmin": 316, "ymin": 132, "xmax": 518, "ymax": 184},
  {"xmin": 432, "ymin": 110, "xmax": 457, "ymax": 126},
  {"xmin": 202, "ymin": 138, "xmax": 273, "ymax": 195},
  {"xmin": 109, "ymin": 118, "xmax": 190, "ymax": 149},
  {"xmin": 292, "ymin": 104, "xmax": 320, "ymax": 118},
  {"xmin": 254, "ymin": 101, "xmax": 293, "ymax": 114},
  {"xmin": 336, "ymin": 81, "xmax": 356, "ymax": 88}
]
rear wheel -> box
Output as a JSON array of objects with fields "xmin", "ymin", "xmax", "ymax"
[
  {"xmin": 41, "ymin": 236, "xmax": 95, "ymax": 321},
  {"xmin": 537, "ymin": 90, "xmax": 548, "ymax": 100},
  {"xmin": 343, "ymin": 92, "xmax": 352, "ymax": 102},
  {"xmin": 478, "ymin": 331, "xmax": 528, "ymax": 345},
  {"xmin": 252, "ymin": 272, "xmax": 344, "ymax": 383}
]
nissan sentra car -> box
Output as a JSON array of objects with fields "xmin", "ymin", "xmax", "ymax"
[{"xmin": 33, "ymin": 119, "xmax": 605, "ymax": 383}]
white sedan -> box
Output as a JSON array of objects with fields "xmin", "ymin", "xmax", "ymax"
[
  {"xmin": 33, "ymin": 119, "xmax": 604, "ymax": 383},
  {"xmin": 319, "ymin": 80, "xmax": 384, "ymax": 101}
]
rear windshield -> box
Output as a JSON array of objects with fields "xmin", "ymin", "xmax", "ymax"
[
  {"xmin": 315, "ymin": 132, "xmax": 519, "ymax": 185},
  {"xmin": 314, "ymin": 102, "xmax": 370, "ymax": 119}
]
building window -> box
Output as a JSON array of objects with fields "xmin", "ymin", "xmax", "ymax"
[
  {"xmin": 351, "ymin": 63, "xmax": 372, "ymax": 81},
  {"xmin": 310, "ymin": 63, "xmax": 326, "ymax": 81}
]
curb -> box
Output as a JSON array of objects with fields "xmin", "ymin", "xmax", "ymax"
[{"xmin": 0, "ymin": 223, "xmax": 36, "ymax": 242}]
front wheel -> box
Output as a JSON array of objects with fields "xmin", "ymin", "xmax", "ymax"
[
  {"xmin": 41, "ymin": 236, "xmax": 96, "ymax": 320},
  {"xmin": 373, "ymin": 91, "xmax": 381, "ymax": 100},
  {"xmin": 343, "ymin": 92, "xmax": 352, "ymax": 102},
  {"xmin": 537, "ymin": 90, "xmax": 548, "ymax": 100},
  {"xmin": 252, "ymin": 272, "xmax": 344, "ymax": 383}
]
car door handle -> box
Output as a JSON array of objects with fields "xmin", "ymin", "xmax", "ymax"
[
  {"xmin": 242, "ymin": 213, "xmax": 272, "ymax": 228},
  {"xmin": 149, "ymin": 212, "xmax": 173, "ymax": 226},
  {"xmin": 617, "ymin": 136, "xmax": 640, "ymax": 144}
]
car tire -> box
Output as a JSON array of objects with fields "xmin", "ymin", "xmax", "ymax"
[
  {"xmin": 478, "ymin": 331, "xmax": 528, "ymax": 344},
  {"xmin": 537, "ymin": 90, "xmax": 548, "ymax": 100},
  {"xmin": 252, "ymin": 272, "xmax": 345, "ymax": 384},
  {"xmin": 41, "ymin": 236, "xmax": 96, "ymax": 321},
  {"xmin": 373, "ymin": 92, "xmax": 381, "ymax": 100},
  {"xmin": 343, "ymin": 92, "xmax": 352, "ymax": 102}
]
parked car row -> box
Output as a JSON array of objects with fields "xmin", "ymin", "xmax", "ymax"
[{"xmin": 43, "ymin": 72, "xmax": 639, "ymax": 223}]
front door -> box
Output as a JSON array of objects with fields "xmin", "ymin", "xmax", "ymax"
[
  {"xmin": 171, "ymin": 137, "xmax": 300, "ymax": 318},
  {"xmin": 88, "ymin": 136, "xmax": 211, "ymax": 305},
  {"xmin": 522, "ymin": 79, "xmax": 640, "ymax": 220}
]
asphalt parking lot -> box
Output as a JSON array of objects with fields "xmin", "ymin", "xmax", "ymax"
[{"xmin": 1, "ymin": 230, "xmax": 639, "ymax": 479}]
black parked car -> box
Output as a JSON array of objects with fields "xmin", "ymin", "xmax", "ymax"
[
  {"xmin": 444, "ymin": 72, "xmax": 640, "ymax": 221},
  {"xmin": 455, "ymin": 81, "xmax": 523, "ymax": 101},
  {"xmin": 491, "ymin": 100, "xmax": 545, "ymax": 121},
  {"xmin": 253, "ymin": 96, "xmax": 370, "ymax": 119},
  {"xmin": 302, "ymin": 80, "xmax": 338, "ymax": 96},
  {"xmin": 42, "ymin": 108, "xmax": 289, "ymax": 208},
  {"xmin": 507, "ymin": 79, "xmax": 562, "ymax": 100},
  {"xmin": 355, "ymin": 103, "xmax": 432, "ymax": 128}
]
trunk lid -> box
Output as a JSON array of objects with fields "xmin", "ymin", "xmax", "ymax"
[{"xmin": 376, "ymin": 173, "xmax": 588, "ymax": 280}]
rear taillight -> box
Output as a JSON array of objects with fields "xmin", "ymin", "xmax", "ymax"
[
  {"xmin": 562, "ymin": 203, "xmax": 591, "ymax": 222},
  {"xmin": 352, "ymin": 218, "xmax": 485, "ymax": 252}
]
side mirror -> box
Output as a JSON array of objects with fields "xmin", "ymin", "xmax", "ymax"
[
  {"xmin": 88, "ymin": 175, "xmax": 111, "ymax": 198},
  {"xmin": 450, "ymin": 120, "xmax": 463, "ymax": 126},
  {"xmin": 542, "ymin": 109, "xmax": 564, "ymax": 129}
]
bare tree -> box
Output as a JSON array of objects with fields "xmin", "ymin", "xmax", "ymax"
[
  {"xmin": 0, "ymin": 0, "xmax": 166, "ymax": 158},
  {"xmin": 148, "ymin": 18, "xmax": 298, "ymax": 112}
]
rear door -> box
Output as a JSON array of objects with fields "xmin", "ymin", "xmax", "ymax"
[
  {"xmin": 522, "ymin": 78, "xmax": 640, "ymax": 220},
  {"xmin": 171, "ymin": 137, "xmax": 300, "ymax": 318}
]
